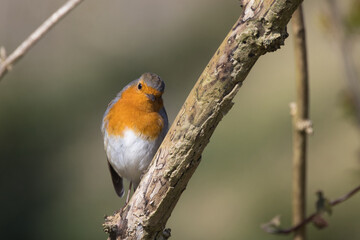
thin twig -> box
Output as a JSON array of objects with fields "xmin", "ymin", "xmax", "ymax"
[
  {"xmin": 291, "ymin": 5, "xmax": 310, "ymax": 240},
  {"xmin": 0, "ymin": 0, "xmax": 84, "ymax": 81},
  {"xmin": 263, "ymin": 185, "xmax": 360, "ymax": 234},
  {"xmin": 331, "ymin": 185, "xmax": 360, "ymax": 206}
]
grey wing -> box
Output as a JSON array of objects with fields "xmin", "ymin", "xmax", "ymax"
[
  {"xmin": 107, "ymin": 161, "xmax": 124, "ymax": 197},
  {"xmin": 159, "ymin": 107, "xmax": 169, "ymax": 139}
]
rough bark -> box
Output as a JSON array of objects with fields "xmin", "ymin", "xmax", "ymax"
[{"xmin": 104, "ymin": 0, "xmax": 303, "ymax": 239}]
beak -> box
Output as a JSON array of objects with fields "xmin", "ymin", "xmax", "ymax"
[{"xmin": 146, "ymin": 94, "xmax": 156, "ymax": 102}]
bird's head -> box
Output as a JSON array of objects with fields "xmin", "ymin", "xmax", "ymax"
[
  {"xmin": 137, "ymin": 72, "xmax": 165, "ymax": 101},
  {"xmin": 121, "ymin": 72, "xmax": 165, "ymax": 112}
]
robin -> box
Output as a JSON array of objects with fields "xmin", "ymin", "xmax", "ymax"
[{"xmin": 101, "ymin": 72, "xmax": 168, "ymax": 203}]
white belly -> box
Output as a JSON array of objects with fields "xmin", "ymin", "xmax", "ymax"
[{"xmin": 104, "ymin": 128, "xmax": 161, "ymax": 187}]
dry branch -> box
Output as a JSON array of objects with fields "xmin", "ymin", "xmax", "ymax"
[
  {"xmin": 0, "ymin": 0, "xmax": 84, "ymax": 81},
  {"xmin": 262, "ymin": 185, "xmax": 360, "ymax": 235},
  {"xmin": 291, "ymin": 5, "xmax": 310, "ymax": 240},
  {"xmin": 103, "ymin": 0, "xmax": 303, "ymax": 239}
]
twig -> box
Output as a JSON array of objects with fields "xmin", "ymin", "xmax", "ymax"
[
  {"xmin": 291, "ymin": 5, "xmax": 310, "ymax": 240},
  {"xmin": 0, "ymin": 0, "xmax": 84, "ymax": 81},
  {"xmin": 331, "ymin": 185, "xmax": 360, "ymax": 206},
  {"xmin": 262, "ymin": 185, "xmax": 360, "ymax": 234}
]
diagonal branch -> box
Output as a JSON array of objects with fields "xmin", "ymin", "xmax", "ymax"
[
  {"xmin": 262, "ymin": 185, "xmax": 360, "ymax": 235},
  {"xmin": 103, "ymin": 0, "xmax": 303, "ymax": 239},
  {"xmin": 331, "ymin": 184, "xmax": 360, "ymax": 206},
  {"xmin": 0, "ymin": 0, "xmax": 84, "ymax": 81}
]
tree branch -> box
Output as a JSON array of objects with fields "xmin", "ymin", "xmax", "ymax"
[
  {"xmin": 262, "ymin": 185, "xmax": 360, "ymax": 235},
  {"xmin": 103, "ymin": 0, "xmax": 303, "ymax": 239},
  {"xmin": 331, "ymin": 184, "xmax": 360, "ymax": 206},
  {"xmin": 0, "ymin": 0, "xmax": 84, "ymax": 81},
  {"xmin": 291, "ymin": 5, "xmax": 310, "ymax": 240}
]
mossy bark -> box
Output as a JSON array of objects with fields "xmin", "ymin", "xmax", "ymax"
[{"xmin": 104, "ymin": 0, "xmax": 303, "ymax": 239}]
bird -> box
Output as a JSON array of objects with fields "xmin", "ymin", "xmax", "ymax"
[{"xmin": 101, "ymin": 72, "xmax": 168, "ymax": 203}]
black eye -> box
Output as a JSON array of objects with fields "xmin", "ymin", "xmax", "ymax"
[{"xmin": 138, "ymin": 83, "xmax": 142, "ymax": 90}]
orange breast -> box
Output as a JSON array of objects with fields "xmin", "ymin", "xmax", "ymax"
[{"xmin": 105, "ymin": 86, "xmax": 164, "ymax": 140}]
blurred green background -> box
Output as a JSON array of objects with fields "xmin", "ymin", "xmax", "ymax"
[{"xmin": 1, "ymin": 0, "xmax": 359, "ymax": 239}]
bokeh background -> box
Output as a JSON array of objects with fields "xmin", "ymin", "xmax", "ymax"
[{"xmin": 1, "ymin": 0, "xmax": 359, "ymax": 239}]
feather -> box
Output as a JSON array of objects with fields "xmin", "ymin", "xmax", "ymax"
[{"xmin": 107, "ymin": 161, "xmax": 124, "ymax": 197}]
